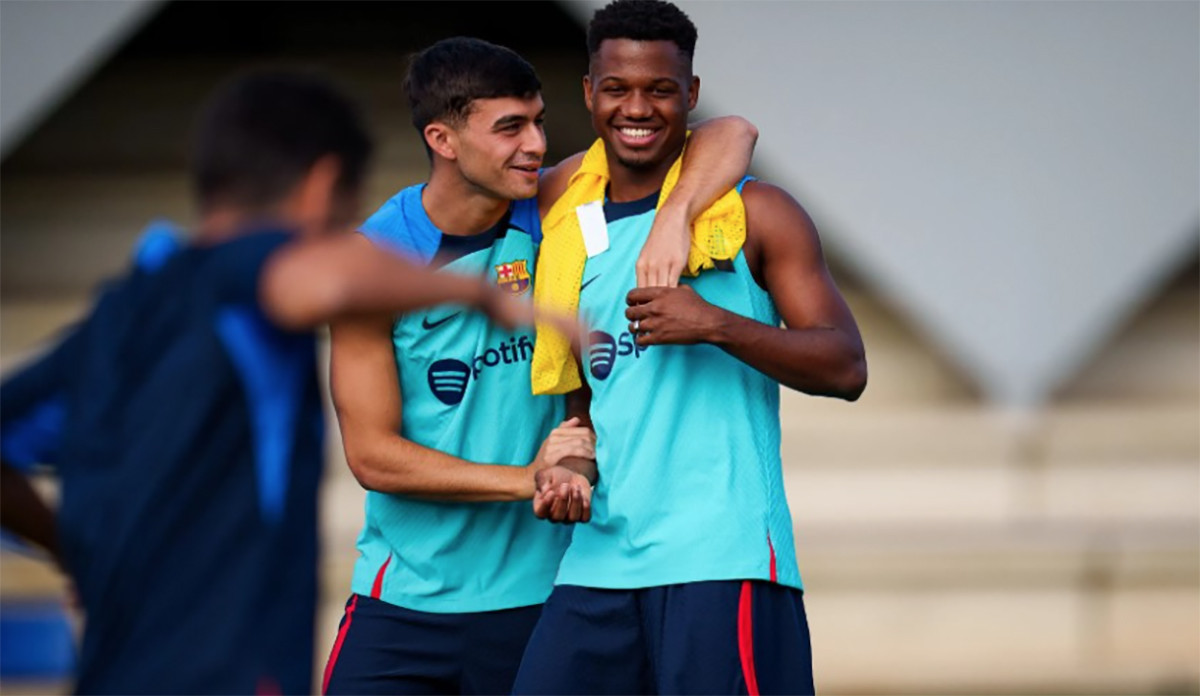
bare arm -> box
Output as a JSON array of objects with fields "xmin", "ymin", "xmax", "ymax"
[
  {"xmin": 261, "ymin": 233, "xmax": 526, "ymax": 331},
  {"xmin": 532, "ymin": 361, "xmax": 598, "ymax": 524},
  {"xmin": 330, "ymin": 315, "xmax": 593, "ymax": 501},
  {"xmin": 537, "ymin": 151, "xmax": 588, "ymax": 219},
  {"xmin": 624, "ymin": 182, "xmax": 867, "ymax": 401},
  {"xmin": 637, "ymin": 115, "xmax": 759, "ymax": 288},
  {"xmin": 536, "ymin": 117, "xmax": 759, "ymax": 289}
]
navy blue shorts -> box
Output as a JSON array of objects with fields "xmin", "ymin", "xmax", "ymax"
[
  {"xmin": 322, "ymin": 594, "xmax": 543, "ymax": 695},
  {"xmin": 512, "ymin": 581, "xmax": 813, "ymax": 695}
]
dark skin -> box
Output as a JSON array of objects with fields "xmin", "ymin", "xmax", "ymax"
[
  {"xmin": 0, "ymin": 462, "xmax": 62, "ymax": 568},
  {"xmin": 534, "ymin": 38, "xmax": 867, "ymax": 521},
  {"xmin": 625, "ymin": 181, "xmax": 867, "ymax": 399}
]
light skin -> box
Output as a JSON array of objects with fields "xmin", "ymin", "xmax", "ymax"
[
  {"xmin": 332, "ymin": 94, "xmax": 592, "ymax": 501},
  {"xmin": 332, "ymin": 81, "xmax": 758, "ymax": 502},
  {"xmin": 535, "ymin": 38, "xmax": 868, "ymax": 521}
]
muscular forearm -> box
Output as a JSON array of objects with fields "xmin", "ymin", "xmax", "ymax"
[
  {"xmin": 344, "ymin": 434, "xmax": 535, "ymax": 502},
  {"xmin": 669, "ymin": 116, "xmax": 758, "ymax": 221},
  {"xmin": 708, "ymin": 311, "xmax": 867, "ymax": 400},
  {"xmin": 0, "ymin": 463, "xmax": 61, "ymax": 565}
]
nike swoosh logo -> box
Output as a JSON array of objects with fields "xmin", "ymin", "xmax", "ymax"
[
  {"xmin": 421, "ymin": 312, "xmax": 461, "ymax": 330},
  {"xmin": 580, "ymin": 275, "xmax": 601, "ymax": 292}
]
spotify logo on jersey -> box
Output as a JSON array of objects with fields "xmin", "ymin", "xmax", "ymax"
[
  {"xmin": 425, "ymin": 335, "xmax": 535, "ymax": 405},
  {"xmin": 587, "ymin": 330, "xmax": 644, "ymax": 381},
  {"xmin": 427, "ymin": 359, "xmax": 471, "ymax": 405}
]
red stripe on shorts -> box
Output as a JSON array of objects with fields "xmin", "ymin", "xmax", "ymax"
[
  {"xmin": 738, "ymin": 580, "xmax": 761, "ymax": 696},
  {"xmin": 767, "ymin": 534, "xmax": 777, "ymax": 583},
  {"xmin": 371, "ymin": 554, "xmax": 392, "ymax": 599},
  {"xmin": 322, "ymin": 595, "xmax": 358, "ymax": 695}
]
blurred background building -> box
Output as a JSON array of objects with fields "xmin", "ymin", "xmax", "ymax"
[{"xmin": 1, "ymin": 1, "xmax": 1196, "ymax": 693}]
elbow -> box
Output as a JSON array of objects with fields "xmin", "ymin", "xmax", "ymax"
[
  {"xmin": 837, "ymin": 354, "xmax": 868, "ymax": 402},
  {"xmin": 729, "ymin": 115, "xmax": 759, "ymax": 144},
  {"xmin": 343, "ymin": 444, "xmax": 389, "ymax": 493}
]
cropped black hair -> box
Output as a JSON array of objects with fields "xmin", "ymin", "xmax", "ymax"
[
  {"xmin": 405, "ymin": 37, "xmax": 541, "ymax": 138},
  {"xmin": 192, "ymin": 69, "xmax": 372, "ymax": 211},
  {"xmin": 587, "ymin": 0, "xmax": 698, "ymax": 61}
]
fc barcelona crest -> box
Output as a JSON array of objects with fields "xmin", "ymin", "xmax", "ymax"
[{"xmin": 495, "ymin": 259, "xmax": 531, "ymax": 295}]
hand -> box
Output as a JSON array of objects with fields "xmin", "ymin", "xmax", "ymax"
[
  {"xmin": 625, "ymin": 286, "xmax": 724, "ymax": 346},
  {"xmin": 532, "ymin": 465, "xmax": 593, "ymax": 524},
  {"xmin": 636, "ymin": 204, "xmax": 690, "ymax": 288},
  {"xmin": 478, "ymin": 287, "xmax": 583, "ymax": 346}
]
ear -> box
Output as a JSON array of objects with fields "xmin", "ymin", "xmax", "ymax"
[
  {"xmin": 687, "ymin": 75, "xmax": 700, "ymax": 111},
  {"xmin": 424, "ymin": 122, "xmax": 458, "ymax": 161},
  {"xmin": 582, "ymin": 74, "xmax": 595, "ymax": 114},
  {"xmin": 294, "ymin": 154, "xmax": 341, "ymax": 234}
]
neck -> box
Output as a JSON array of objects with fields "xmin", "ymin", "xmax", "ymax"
[
  {"xmin": 603, "ymin": 142, "xmax": 682, "ymax": 203},
  {"xmin": 424, "ymin": 164, "xmax": 511, "ymax": 236},
  {"xmin": 195, "ymin": 208, "xmax": 294, "ymax": 245}
]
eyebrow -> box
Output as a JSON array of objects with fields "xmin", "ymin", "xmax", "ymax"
[
  {"xmin": 598, "ymin": 75, "xmax": 679, "ymax": 86},
  {"xmin": 492, "ymin": 110, "xmax": 545, "ymax": 130}
]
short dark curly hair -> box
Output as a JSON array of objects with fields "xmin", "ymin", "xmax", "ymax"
[{"xmin": 586, "ymin": 0, "xmax": 698, "ymax": 62}]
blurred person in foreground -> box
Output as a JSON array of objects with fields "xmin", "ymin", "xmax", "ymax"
[
  {"xmin": 0, "ymin": 69, "xmax": 550, "ymax": 696},
  {"xmin": 321, "ymin": 36, "xmax": 757, "ymax": 695},
  {"xmin": 516, "ymin": 1, "xmax": 868, "ymax": 693}
]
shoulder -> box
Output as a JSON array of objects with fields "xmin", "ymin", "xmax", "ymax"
[
  {"xmin": 742, "ymin": 181, "xmax": 818, "ymax": 238},
  {"xmin": 741, "ymin": 181, "xmax": 812, "ymax": 223},
  {"xmin": 197, "ymin": 229, "xmax": 297, "ymax": 310},
  {"xmin": 361, "ymin": 185, "xmax": 437, "ymax": 264},
  {"xmin": 740, "ymin": 181, "xmax": 822, "ymax": 267},
  {"xmin": 204, "ymin": 230, "xmax": 294, "ymax": 274}
]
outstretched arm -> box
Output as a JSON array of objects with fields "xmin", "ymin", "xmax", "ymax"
[
  {"xmin": 260, "ymin": 233, "xmax": 538, "ymax": 332},
  {"xmin": 330, "ymin": 314, "xmax": 593, "ymax": 501},
  {"xmin": 624, "ymin": 182, "xmax": 866, "ymax": 401}
]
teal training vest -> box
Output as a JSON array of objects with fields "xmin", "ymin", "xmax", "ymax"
[
  {"xmin": 555, "ymin": 182, "xmax": 802, "ymax": 591},
  {"xmin": 350, "ymin": 185, "xmax": 570, "ymax": 612}
]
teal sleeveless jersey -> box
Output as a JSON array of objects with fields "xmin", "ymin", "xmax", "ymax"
[
  {"xmin": 350, "ymin": 185, "xmax": 570, "ymax": 612},
  {"xmin": 554, "ymin": 183, "xmax": 802, "ymax": 591}
]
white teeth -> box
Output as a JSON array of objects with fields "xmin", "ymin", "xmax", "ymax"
[{"xmin": 620, "ymin": 128, "xmax": 654, "ymax": 138}]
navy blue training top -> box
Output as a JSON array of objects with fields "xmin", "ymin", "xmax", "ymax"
[{"xmin": 0, "ymin": 229, "xmax": 323, "ymax": 695}]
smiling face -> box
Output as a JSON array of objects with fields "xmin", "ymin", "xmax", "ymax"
[
  {"xmin": 427, "ymin": 93, "xmax": 547, "ymax": 201},
  {"xmin": 584, "ymin": 38, "xmax": 698, "ymax": 176}
]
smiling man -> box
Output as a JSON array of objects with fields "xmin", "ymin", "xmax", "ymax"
[
  {"xmin": 515, "ymin": 2, "xmax": 868, "ymax": 694},
  {"xmin": 321, "ymin": 37, "xmax": 758, "ymax": 695}
]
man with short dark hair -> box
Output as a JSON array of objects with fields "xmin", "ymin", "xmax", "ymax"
[
  {"xmin": 0, "ymin": 69, "xmax": 538, "ymax": 696},
  {"xmin": 516, "ymin": 1, "xmax": 868, "ymax": 693},
  {"xmin": 321, "ymin": 36, "xmax": 758, "ymax": 695}
]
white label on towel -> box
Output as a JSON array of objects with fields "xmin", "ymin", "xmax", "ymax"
[{"xmin": 576, "ymin": 201, "xmax": 610, "ymax": 258}]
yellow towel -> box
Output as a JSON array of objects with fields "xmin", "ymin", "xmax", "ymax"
[{"xmin": 531, "ymin": 137, "xmax": 746, "ymax": 395}]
